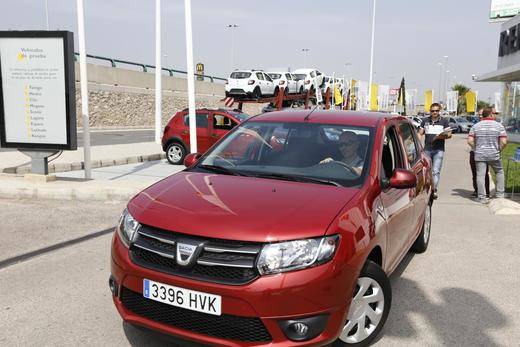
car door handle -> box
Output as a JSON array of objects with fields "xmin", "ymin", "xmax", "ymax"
[
  {"xmin": 211, "ymin": 134, "xmax": 219, "ymax": 138},
  {"xmin": 182, "ymin": 130, "xmax": 188, "ymax": 135}
]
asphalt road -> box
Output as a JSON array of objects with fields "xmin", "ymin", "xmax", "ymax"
[
  {"xmin": 0, "ymin": 129, "xmax": 155, "ymax": 152},
  {"xmin": 0, "ymin": 136, "xmax": 519, "ymax": 346}
]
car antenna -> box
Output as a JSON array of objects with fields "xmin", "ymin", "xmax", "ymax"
[{"xmin": 304, "ymin": 104, "xmax": 319, "ymax": 121}]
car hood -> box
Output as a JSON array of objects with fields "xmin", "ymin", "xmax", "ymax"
[{"xmin": 128, "ymin": 172, "xmax": 358, "ymax": 243}]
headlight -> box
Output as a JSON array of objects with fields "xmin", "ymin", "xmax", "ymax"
[
  {"xmin": 257, "ymin": 235, "xmax": 339, "ymax": 275},
  {"xmin": 116, "ymin": 208, "xmax": 140, "ymax": 247}
]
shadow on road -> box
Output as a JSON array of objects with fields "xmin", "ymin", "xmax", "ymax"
[
  {"xmin": 124, "ymin": 322, "xmax": 209, "ymax": 347},
  {"xmin": 382, "ymin": 253, "xmax": 508, "ymax": 346},
  {"xmin": 451, "ymin": 188, "xmax": 477, "ymax": 201}
]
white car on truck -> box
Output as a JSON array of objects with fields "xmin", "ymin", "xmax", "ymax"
[
  {"xmin": 292, "ymin": 68, "xmax": 324, "ymax": 92},
  {"xmin": 225, "ymin": 70, "xmax": 276, "ymax": 99},
  {"xmin": 266, "ymin": 71, "xmax": 299, "ymax": 94}
]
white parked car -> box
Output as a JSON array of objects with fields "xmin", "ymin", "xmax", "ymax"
[
  {"xmin": 291, "ymin": 73, "xmax": 307, "ymax": 94},
  {"xmin": 292, "ymin": 68, "xmax": 324, "ymax": 92},
  {"xmin": 266, "ymin": 71, "xmax": 298, "ymax": 94},
  {"xmin": 225, "ymin": 70, "xmax": 276, "ymax": 99}
]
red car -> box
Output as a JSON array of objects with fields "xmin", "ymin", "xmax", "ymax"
[
  {"xmin": 161, "ymin": 108, "xmax": 250, "ymax": 165},
  {"xmin": 111, "ymin": 110, "xmax": 433, "ymax": 346}
]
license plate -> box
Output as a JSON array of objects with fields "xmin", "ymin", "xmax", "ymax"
[{"xmin": 143, "ymin": 279, "xmax": 221, "ymax": 316}]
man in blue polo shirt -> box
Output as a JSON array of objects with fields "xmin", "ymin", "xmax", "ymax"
[{"xmin": 419, "ymin": 103, "xmax": 452, "ymax": 199}]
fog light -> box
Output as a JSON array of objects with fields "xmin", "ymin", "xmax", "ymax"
[
  {"xmin": 278, "ymin": 314, "xmax": 329, "ymax": 341},
  {"xmin": 109, "ymin": 275, "xmax": 118, "ymax": 297}
]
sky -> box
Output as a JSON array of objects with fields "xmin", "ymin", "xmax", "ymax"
[{"xmin": 0, "ymin": 0, "xmax": 505, "ymax": 102}]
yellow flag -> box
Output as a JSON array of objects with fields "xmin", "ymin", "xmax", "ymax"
[
  {"xmin": 370, "ymin": 83, "xmax": 378, "ymax": 111},
  {"xmin": 334, "ymin": 86, "xmax": 343, "ymax": 105},
  {"xmin": 424, "ymin": 90, "xmax": 433, "ymax": 112},
  {"xmin": 466, "ymin": 91, "xmax": 476, "ymax": 113}
]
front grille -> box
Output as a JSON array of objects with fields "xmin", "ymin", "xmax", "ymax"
[
  {"xmin": 130, "ymin": 224, "xmax": 262, "ymax": 285},
  {"xmin": 121, "ymin": 287, "xmax": 272, "ymax": 343}
]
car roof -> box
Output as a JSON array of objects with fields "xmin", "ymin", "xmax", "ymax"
[
  {"xmin": 292, "ymin": 68, "xmax": 316, "ymax": 73},
  {"xmin": 250, "ymin": 110, "xmax": 398, "ymax": 127}
]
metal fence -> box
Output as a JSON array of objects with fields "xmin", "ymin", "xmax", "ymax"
[{"xmin": 73, "ymin": 53, "xmax": 227, "ymax": 83}]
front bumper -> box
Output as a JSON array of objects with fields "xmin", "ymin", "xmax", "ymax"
[{"xmin": 110, "ymin": 232, "xmax": 356, "ymax": 346}]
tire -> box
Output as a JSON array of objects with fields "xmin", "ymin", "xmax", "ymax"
[
  {"xmin": 225, "ymin": 91, "xmax": 229, "ymax": 97},
  {"xmin": 411, "ymin": 202, "xmax": 431, "ymax": 253},
  {"xmin": 165, "ymin": 141, "xmax": 186, "ymax": 165},
  {"xmin": 457, "ymin": 126, "xmax": 462, "ymax": 133},
  {"xmin": 252, "ymin": 87, "xmax": 261, "ymax": 99},
  {"xmin": 333, "ymin": 261, "xmax": 391, "ymax": 347},
  {"xmin": 299, "ymin": 86, "xmax": 304, "ymax": 94},
  {"xmin": 284, "ymin": 87, "xmax": 289, "ymax": 96},
  {"xmin": 273, "ymin": 86, "xmax": 279, "ymax": 97}
]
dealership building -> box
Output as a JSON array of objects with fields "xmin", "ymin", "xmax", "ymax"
[{"xmin": 477, "ymin": 12, "xmax": 520, "ymax": 142}]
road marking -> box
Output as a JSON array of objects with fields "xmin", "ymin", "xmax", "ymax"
[{"xmin": 0, "ymin": 227, "xmax": 114, "ymax": 270}]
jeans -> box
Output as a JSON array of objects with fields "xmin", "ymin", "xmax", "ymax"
[
  {"xmin": 476, "ymin": 160, "xmax": 504, "ymax": 199},
  {"xmin": 425, "ymin": 149, "xmax": 444, "ymax": 190},
  {"xmin": 470, "ymin": 151, "xmax": 489, "ymax": 196}
]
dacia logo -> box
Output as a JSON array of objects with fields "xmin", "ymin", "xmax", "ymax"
[{"xmin": 176, "ymin": 240, "xmax": 204, "ymax": 267}]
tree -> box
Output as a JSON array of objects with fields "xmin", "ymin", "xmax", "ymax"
[
  {"xmin": 451, "ymin": 84, "xmax": 471, "ymax": 114},
  {"xmin": 477, "ymin": 100, "xmax": 491, "ymax": 111}
]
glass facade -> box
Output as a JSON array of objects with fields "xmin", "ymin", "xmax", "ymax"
[{"xmin": 501, "ymin": 82, "xmax": 520, "ymax": 143}]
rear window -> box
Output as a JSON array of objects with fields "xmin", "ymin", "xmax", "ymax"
[
  {"xmin": 268, "ymin": 73, "xmax": 281, "ymax": 79},
  {"xmin": 230, "ymin": 72, "xmax": 251, "ymax": 79},
  {"xmin": 293, "ymin": 74, "xmax": 306, "ymax": 80}
]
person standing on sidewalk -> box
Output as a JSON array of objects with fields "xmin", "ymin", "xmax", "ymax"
[
  {"xmin": 418, "ymin": 103, "xmax": 452, "ymax": 199},
  {"xmin": 467, "ymin": 107, "xmax": 508, "ymax": 203},
  {"xmin": 469, "ymin": 114, "xmax": 490, "ymax": 198}
]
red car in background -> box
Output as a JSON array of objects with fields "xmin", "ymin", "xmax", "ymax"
[
  {"xmin": 112, "ymin": 110, "xmax": 433, "ymax": 346},
  {"xmin": 161, "ymin": 108, "xmax": 249, "ymax": 164}
]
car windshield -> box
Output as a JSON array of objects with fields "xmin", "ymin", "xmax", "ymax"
[
  {"xmin": 230, "ymin": 72, "xmax": 251, "ymax": 79},
  {"xmin": 268, "ymin": 73, "xmax": 281, "ymax": 79},
  {"xmin": 232, "ymin": 113, "xmax": 250, "ymax": 122},
  {"xmin": 194, "ymin": 121, "xmax": 372, "ymax": 187},
  {"xmin": 293, "ymin": 74, "xmax": 306, "ymax": 80}
]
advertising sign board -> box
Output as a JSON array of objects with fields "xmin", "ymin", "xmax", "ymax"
[
  {"xmin": 0, "ymin": 31, "xmax": 76, "ymax": 150},
  {"xmin": 490, "ymin": 0, "xmax": 520, "ymax": 22}
]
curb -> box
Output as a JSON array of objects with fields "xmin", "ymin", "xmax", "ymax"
[{"xmin": 1, "ymin": 153, "xmax": 166, "ymax": 175}]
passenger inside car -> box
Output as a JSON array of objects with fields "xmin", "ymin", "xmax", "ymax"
[{"xmin": 319, "ymin": 131, "xmax": 365, "ymax": 175}]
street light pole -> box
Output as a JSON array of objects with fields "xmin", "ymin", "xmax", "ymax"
[
  {"xmin": 227, "ymin": 24, "xmax": 238, "ymax": 71},
  {"xmin": 442, "ymin": 55, "xmax": 448, "ymax": 105},
  {"xmin": 368, "ymin": 0, "xmax": 377, "ymax": 109},
  {"xmin": 302, "ymin": 48, "xmax": 310, "ymax": 66},
  {"xmin": 437, "ymin": 62, "xmax": 443, "ymax": 102},
  {"xmin": 185, "ymin": 0, "xmax": 197, "ymax": 153},
  {"xmin": 44, "ymin": 0, "xmax": 49, "ymax": 30},
  {"xmin": 154, "ymin": 0, "xmax": 162, "ymax": 144}
]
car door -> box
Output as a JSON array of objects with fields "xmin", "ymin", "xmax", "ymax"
[
  {"xmin": 255, "ymin": 72, "xmax": 265, "ymax": 94},
  {"xmin": 285, "ymin": 73, "xmax": 295, "ymax": 93},
  {"xmin": 183, "ymin": 112, "xmax": 211, "ymax": 153},
  {"xmin": 210, "ymin": 113, "xmax": 237, "ymax": 145},
  {"xmin": 263, "ymin": 73, "xmax": 274, "ymax": 94},
  {"xmin": 379, "ymin": 124, "xmax": 416, "ymax": 271},
  {"xmin": 398, "ymin": 121, "xmax": 428, "ymax": 238}
]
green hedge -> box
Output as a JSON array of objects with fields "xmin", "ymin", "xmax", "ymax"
[{"xmin": 502, "ymin": 143, "xmax": 520, "ymax": 193}]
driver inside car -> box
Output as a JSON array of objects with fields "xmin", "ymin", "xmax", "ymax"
[{"xmin": 319, "ymin": 131, "xmax": 364, "ymax": 175}]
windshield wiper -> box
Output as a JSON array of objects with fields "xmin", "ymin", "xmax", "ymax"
[
  {"xmin": 198, "ymin": 164, "xmax": 247, "ymax": 176},
  {"xmin": 250, "ymin": 172, "xmax": 341, "ymax": 187}
]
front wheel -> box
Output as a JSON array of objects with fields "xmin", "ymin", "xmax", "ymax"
[
  {"xmin": 334, "ymin": 261, "xmax": 391, "ymax": 347},
  {"xmin": 166, "ymin": 142, "xmax": 186, "ymax": 165},
  {"xmin": 410, "ymin": 202, "xmax": 431, "ymax": 253}
]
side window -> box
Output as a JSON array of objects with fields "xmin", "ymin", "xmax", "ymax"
[
  {"xmin": 256, "ymin": 72, "xmax": 264, "ymax": 80},
  {"xmin": 316, "ymin": 70, "xmax": 322, "ymax": 76},
  {"xmin": 381, "ymin": 127, "xmax": 403, "ymax": 180},
  {"xmin": 399, "ymin": 123, "xmax": 418, "ymax": 164},
  {"xmin": 286, "ymin": 73, "xmax": 292, "ymax": 80},
  {"xmin": 264, "ymin": 73, "xmax": 273, "ymax": 82},
  {"xmin": 310, "ymin": 71, "xmax": 316, "ymax": 78},
  {"xmin": 183, "ymin": 113, "xmax": 209, "ymax": 128},
  {"xmin": 213, "ymin": 114, "xmax": 236, "ymax": 131}
]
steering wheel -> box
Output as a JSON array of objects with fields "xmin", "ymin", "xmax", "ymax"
[{"xmin": 327, "ymin": 160, "xmax": 359, "ymax": 176}]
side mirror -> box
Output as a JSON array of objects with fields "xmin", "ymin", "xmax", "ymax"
[
  {"xmin": 184, "ymin": 152, "xmax": 202, "ymax": 168},
  {"xmin": 389, "ymin": 169, "xmax": 417, "ymax": 189}
]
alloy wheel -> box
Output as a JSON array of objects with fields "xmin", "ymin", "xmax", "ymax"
[
  {"xmin": 168, "ymin": 145, "xmax": 183, "ymax": 163},
  {"xmin": 339, "ymin": 277, "xmax": 385, "ymax": 344},
  {"xmin": 423, "ymin": 205, "xmax": 431, "ymax": 244}
]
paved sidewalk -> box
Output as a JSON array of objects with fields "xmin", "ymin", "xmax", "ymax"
[
  {"xmin": 0, "ymin": 142, "xmax": 165, "ymax": 174},
  {"xmin": 0, "ymin": 159, "xmax": 184, "ymax": 201}
]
